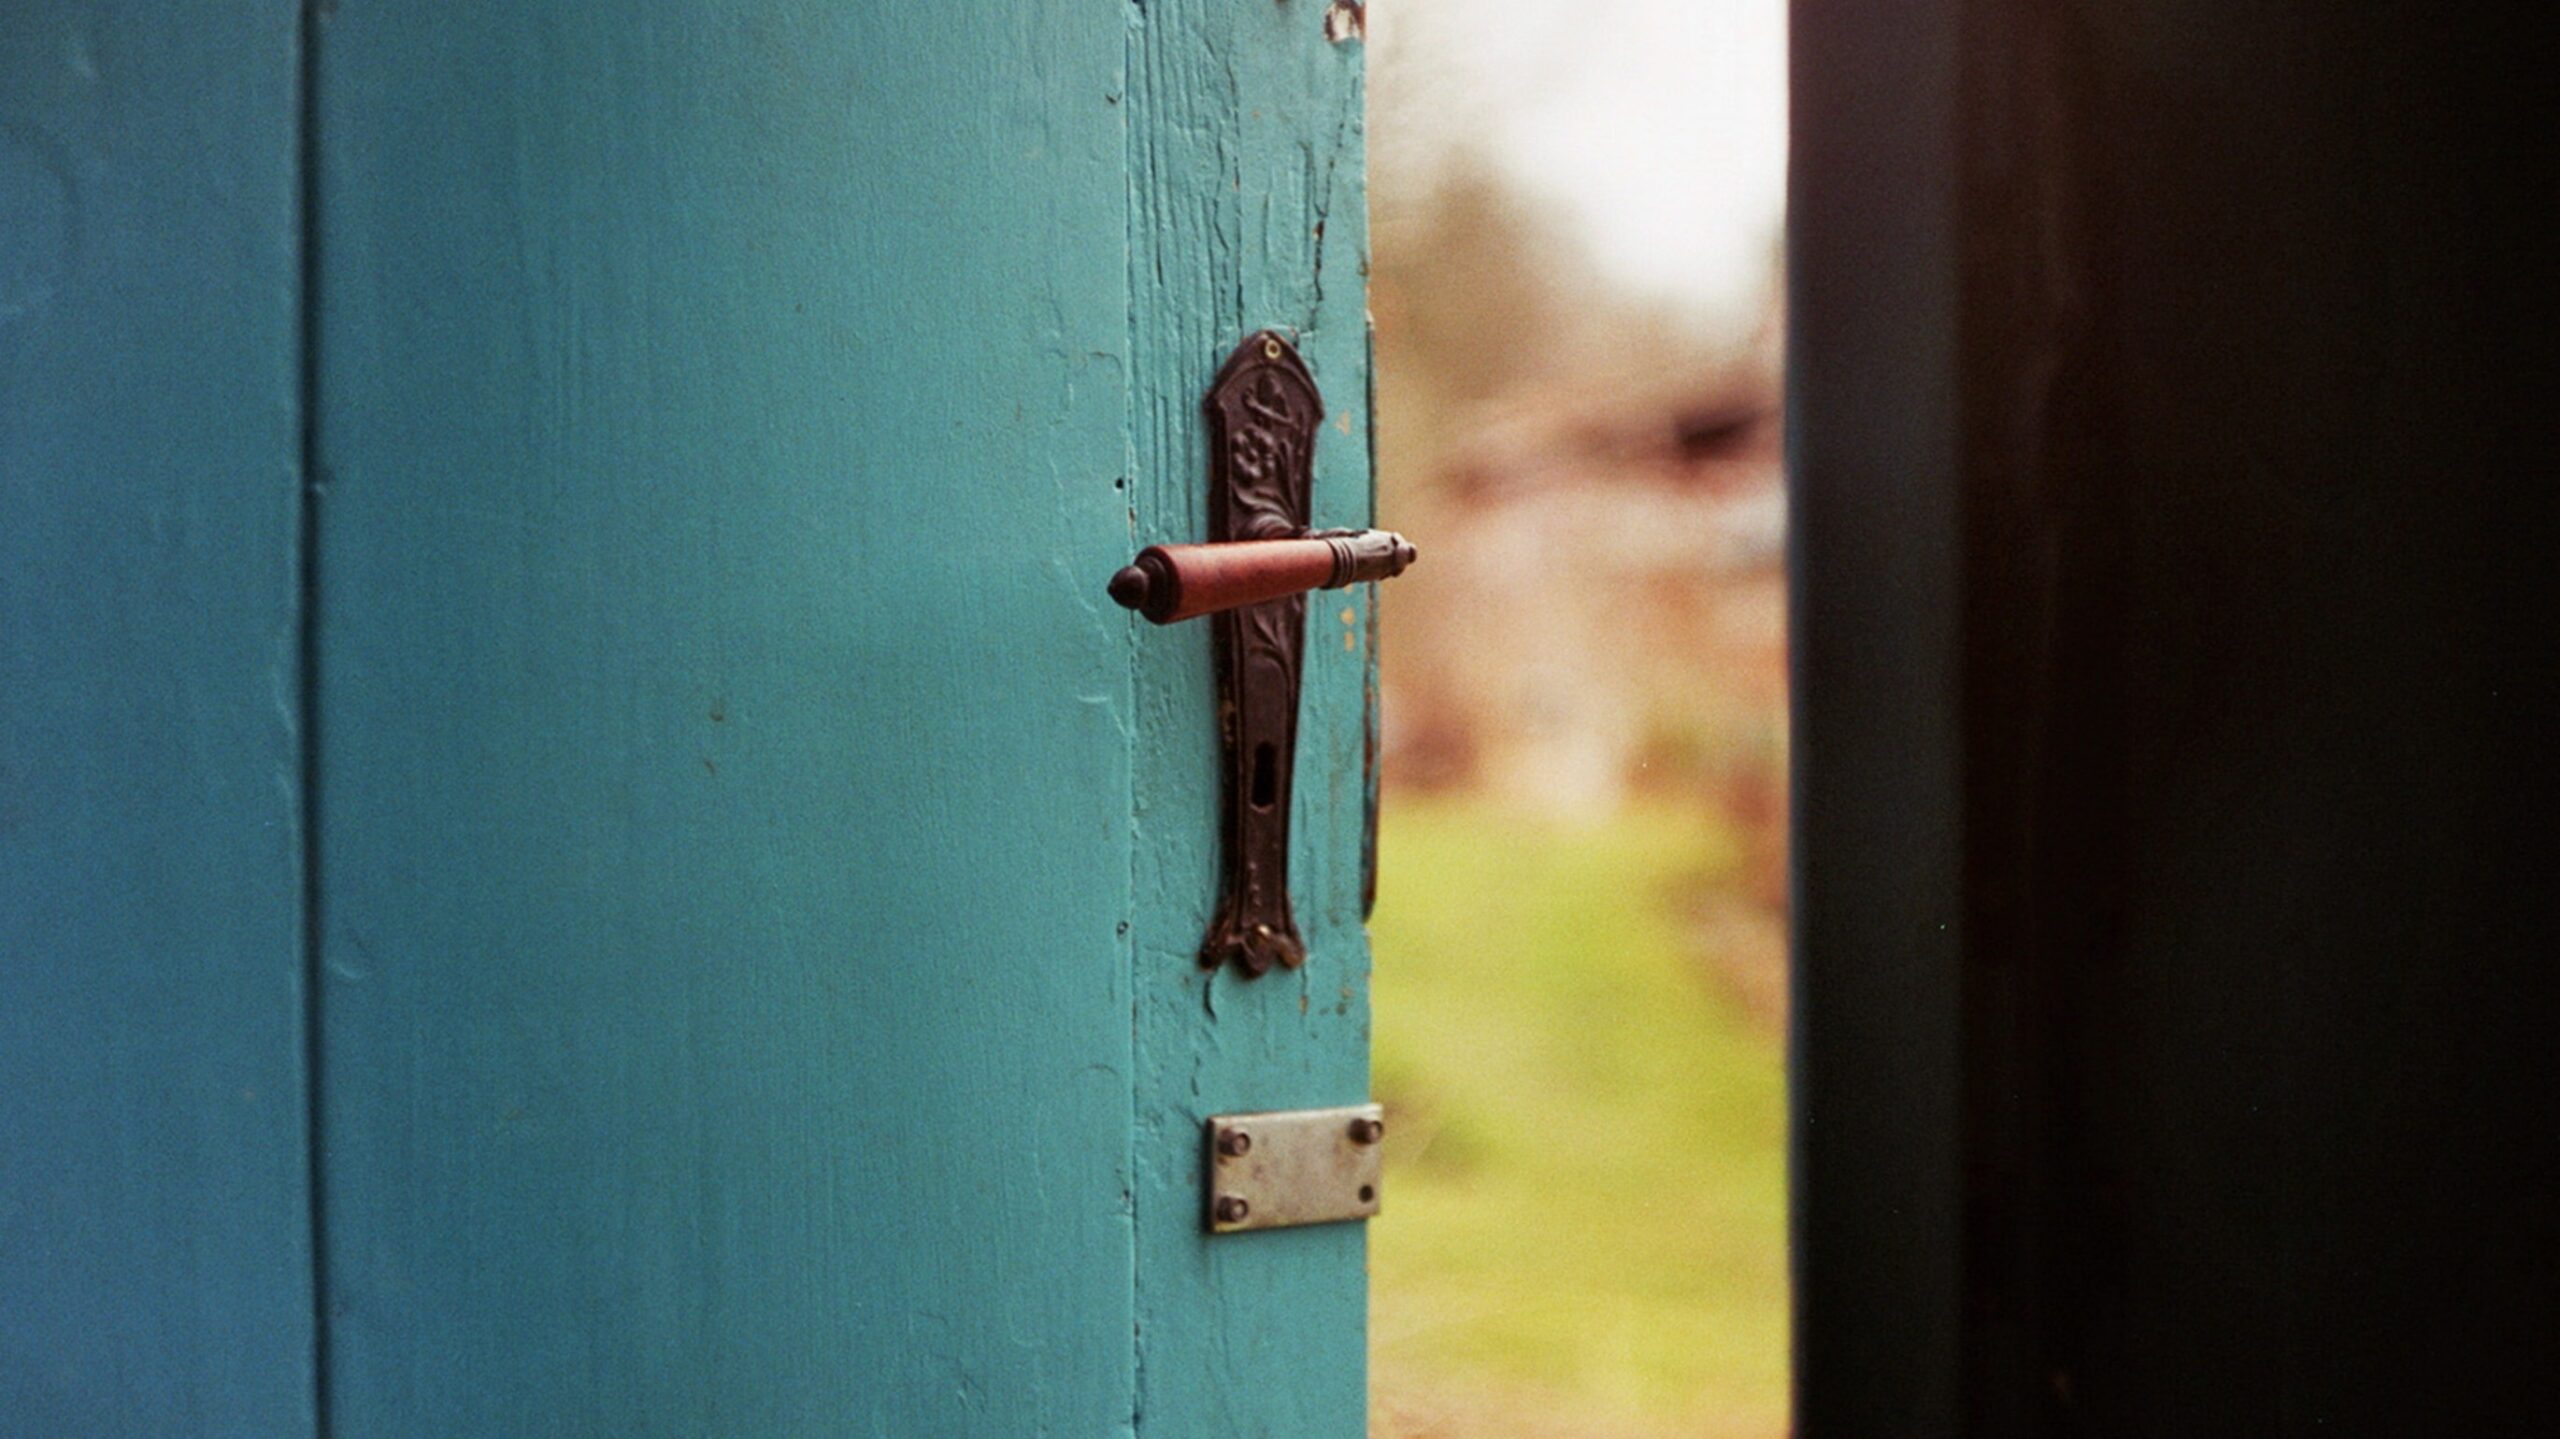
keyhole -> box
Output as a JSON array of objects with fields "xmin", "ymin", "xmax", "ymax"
[{"xmin": 1251, "ymin": 742, "xmax": 1278, "ymax": 810}]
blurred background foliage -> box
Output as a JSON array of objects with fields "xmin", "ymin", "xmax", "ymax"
[
  {"xmin": 1368, "ymin": 803, "xmax": 1786, "ymax": 1439},
  {"xmin": 1362, "ymin": 1, "xmax": 1789, "ymax": 1434}
]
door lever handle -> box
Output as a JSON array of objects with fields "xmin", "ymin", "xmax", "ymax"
[
  {"xmin": 1106, "ymin": 528, "xmax": 1416, "ymax": 625},
  {"xmin": 1113, "ymin": 330, "xmax": 1413, "ymax": 976}
]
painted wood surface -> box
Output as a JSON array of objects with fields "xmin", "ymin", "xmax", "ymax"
[
  {"xmin": 3, "ymin": 2, "xmax": 1367, "ymax": 1429},
  {"xmin": 1128, "ymin": 4, "xmax": 1375, "ymax": 1434},
  {"xmin": 0, "ymin": 4, "xmax": 315, "ymax": 1434},
  {"xmin": 305, "ymin": 4, "xmax": 1143, "ymax": 1433}
]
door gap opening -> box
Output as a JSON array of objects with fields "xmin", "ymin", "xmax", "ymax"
[{"xmin": 1363, "ymin": 2, "xmax": 1792, "ymax": 1434}]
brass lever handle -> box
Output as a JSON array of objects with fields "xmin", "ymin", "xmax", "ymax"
[{"xmin": 1107, "ymin": 528, "xmax": 1417, "ymax": 625}]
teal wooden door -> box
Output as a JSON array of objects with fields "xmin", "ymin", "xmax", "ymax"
[
  {"xmin": 7, "ymin": 2, "xmax": 1371, "ymax": 1434},
  {"xmin": 3, "ymin": 7, "xmax": 312, "ymax": 1432}
]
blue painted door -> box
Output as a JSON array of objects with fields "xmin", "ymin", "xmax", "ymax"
[
  {"xmin": 2, "ymin": 6, "xmax": 312, "ymax": 1432},
  {"xmin": 6, "ymin": 2, "xmax": 1371, "ymax": 1434}
]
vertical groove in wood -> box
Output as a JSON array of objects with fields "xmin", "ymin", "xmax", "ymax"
[
  {"xmin": 294, "ymin": 2, "xmax": 333, "ymax": 1427},
  {"xmin": 1125, "ymin": 2, "xmax": 1374, "ymax": 1432}
]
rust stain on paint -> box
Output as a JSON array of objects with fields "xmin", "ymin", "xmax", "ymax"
[{"xmin": 1324, "ymin": 2, "xmax": 1366, "ymax": 44}]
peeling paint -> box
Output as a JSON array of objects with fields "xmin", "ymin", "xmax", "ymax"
[
  {"xmin": 1125, "ymin": 0, "xmax": 1372, "ymax": 1425},
  {"xmin": 1323, "ymin": 2, "xmax": 1366, "ymax": 44}
]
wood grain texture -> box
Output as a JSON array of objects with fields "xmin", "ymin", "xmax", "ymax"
[
  {"xmin": 307, "ymin": 5, "xmax": 1138, "ymax": 1432},
  {"xmin": 1125, "ymin": 3, "xmax": 1375, "ymax": 1433},
  {"xmin": 0, "ymin": 4, "xmax": 315, "ymax": 1434},
  {"xmin": 3, "ymin": 2, "xmax": 1373, "ymax": 1426}
]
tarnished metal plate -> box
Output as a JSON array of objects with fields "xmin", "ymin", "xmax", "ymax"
[{"xmin": 1204, "ymin": 1103, "xmax": 1385, "ymax": 1234}]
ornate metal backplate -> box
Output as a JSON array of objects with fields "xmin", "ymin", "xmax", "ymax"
[{"xmin": 1201, "ymin": 332, "xmax": 1321, "ymax": 976}]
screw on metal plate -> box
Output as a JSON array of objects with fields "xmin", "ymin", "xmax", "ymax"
[{"xmin": 1203, "ymin": 1103, "xmax": 1386, "ymax": 1234}]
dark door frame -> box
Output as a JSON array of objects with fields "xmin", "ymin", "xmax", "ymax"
[
  {"xmin": 1789, "ymin": 0, "xmax": 2550, "ymax": 1432},
  {"xmin": 1788, "ymin": 0, "xmax": 1966, "ymax": 1428}
]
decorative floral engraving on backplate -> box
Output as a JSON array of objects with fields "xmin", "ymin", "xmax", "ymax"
[{"xmin": 1202, "ymin": 332, "xmax": 1322, "ymax": 976}]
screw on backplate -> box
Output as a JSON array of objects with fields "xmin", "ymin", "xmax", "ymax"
[
  {"xmin": 1347, "ymin": 1115, "xmax": 1385, "ymax": 1145},
  {"xmin": 1216, "ymin": 1127, "xmax": 1253, "ymax": 1158},
  {"xmin": 1214, "ymin": 1194, "xmax": 1252, "ymax": 1224}
]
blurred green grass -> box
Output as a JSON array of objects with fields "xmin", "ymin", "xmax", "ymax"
[{"xmin": 1368, "ymin": 797, "xmax": 1789, "ymax": 1439}]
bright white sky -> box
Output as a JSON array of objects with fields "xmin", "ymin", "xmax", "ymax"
[{"xmin": 1373, "ymin": 0, "xmax": 1789, "ymax": 338}]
